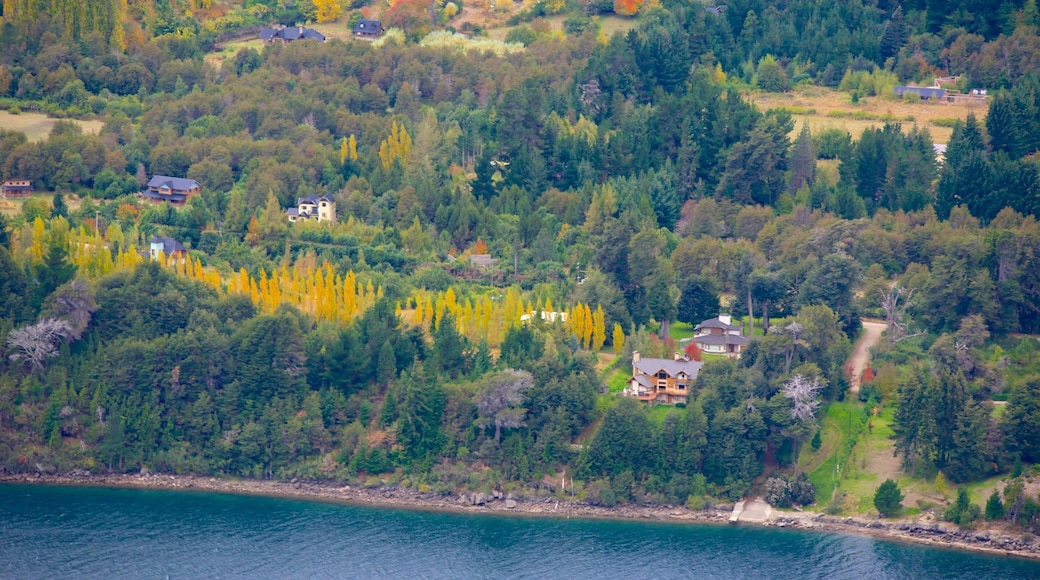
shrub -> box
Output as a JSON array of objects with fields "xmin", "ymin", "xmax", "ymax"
[
  {"xmin": 756, "ymin": 55, "xmax": 791, "ymax": 93},
  {"xmin": 765, "ymin": 476, "xmax": 792, "ymax": 507},
  {"xmin": 815, "ymin": 128, "xmax": 852, "ymax": 159}
]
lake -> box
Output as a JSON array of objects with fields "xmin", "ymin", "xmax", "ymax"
[{"xmin": 1, "ymin": 484, "xmax": 1038, "ymax": 579}]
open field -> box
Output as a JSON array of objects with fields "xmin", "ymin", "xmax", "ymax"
[
  {"xmin": 750, "ymin": 86, "xmax": 989, "ymax": 144},
  {"xmin": 0, "ymin": 192, "xmax": 84, "ymax": 217},
  {"xmin": 0, "ymin": 110, "xmax": 104, "ymax": 142},
  {"xmin": 204, "ymin": 38, "xmax": 266, "ymax": 69}
]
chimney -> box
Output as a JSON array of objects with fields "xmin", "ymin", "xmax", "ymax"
[{"xmin": 719, "ymin": 314, "xmax": 731, "ymax": 326}]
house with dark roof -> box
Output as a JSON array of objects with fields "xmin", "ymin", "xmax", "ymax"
[
  {"xmin": 1, "ymin": 179, "xmax": 33, "ymax": 198},
  {"xmin": 894, "ymin": 85, "xmax": 948, "ymax": 101},
  {"xmin": 287, "ymin": 194, "xmax": 336, "ymax": 223},
  {"xmin": 623, "ymin": 351, "xmax": 703, "ymax": 405},
  {"xmin": 353, "ymin": 19, "xmax": 384, "ymax": 39},
  {"xmin": 693, "ymin": 314, "xmax": 748, "ymax": 356},
  {"xmin": 148, "ymin": 235, "xmax": 187, "ymax": 262},
  {"xmin": 140, "ymin": 176, "xmax": 200, "ymax": 206},
  {"xmin": 260, "ymin": 26, "xmax": 327, "ymax": 44}
]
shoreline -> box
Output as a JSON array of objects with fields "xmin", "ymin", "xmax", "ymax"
[{"xmin": 3, "ymin": 472, "xmax": 1039, "ymax": 561}]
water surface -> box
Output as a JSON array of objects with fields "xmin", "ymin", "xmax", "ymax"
[{"xmin": 1, "ymin": 484, "xmax": 1037, "ymax": 579}]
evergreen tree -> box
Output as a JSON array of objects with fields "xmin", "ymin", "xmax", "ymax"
[
  {"xmin": 788, "ymin": 124, "xmax": 816, "ymax": 194},
  {"xmin": 945, "ymin": 400, "xmax": 991, "ymax": 482},
  {"xmin": 589, "ymin": 397, "xmax": 653, "ymax": 477},
  {"xmin": 985, "ymin": 489, "xmax": 1005, "ymax": 521},
  {"xmin": 376, "ymin": 339, "xmax": 397, "ymax": 385},
  {"xmin": 51, "ymin": 193, "xmax": 68, "ymax": 219},
  {"xmin": 874, "ymin": 479, "xmax": 904, "ymax": 517},
  {"xmin": 1004, "ymin": 376, "xmax": 1040, "ymax": 462},
  {"xmin": 396, "ymin": 362, "xmax": 445, "ymax": 461},
  {"xmin": 677, "ymin": 276, "xmax": 721, "ymax": 326},
  {"xmin": 880, "ymin": 6, "xmax": 908, "ymax": 61},
  {"xmin": 987, "ymin": 93, "xmax": 1025, "ymax": 158}
]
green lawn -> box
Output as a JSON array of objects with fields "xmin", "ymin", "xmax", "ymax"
[
  {"xmin": 805, "ymin": 401, "xmax": 865, "ymax": 505},
  {"xmin": 606, "ymin": 368, "xmax": 629, "ymax": 394}
]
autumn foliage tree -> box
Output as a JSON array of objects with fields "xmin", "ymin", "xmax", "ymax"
[
  {"xmin": 379, "ymin": 121, "xmax": 413, "ymax": 170},
  {"xmin": 385, "ymin": 0, "xmax": 434, "ymax": 39},
  {"xmin": 313, "ymin": 0, "xmax": 344, "ymax": 23},
  {"xmin": 614, "ymin": 0, "xmax": 643, "ymax": 17}
]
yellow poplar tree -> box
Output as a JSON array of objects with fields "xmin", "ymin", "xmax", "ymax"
[
  {"xmin": 379, "ymin": 121, "xmax": 412, "ymax": 170},
  {"xmin": 592, "ymin": 305, "xmax": 606, "ymax": 351},
  {"xmin": 582, "ymin": 303, "xmax": 594, "ymax": 349}
]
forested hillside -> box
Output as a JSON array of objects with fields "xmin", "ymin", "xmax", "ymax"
[{"xmin": 3, "ymin": 0, "xmax": 1040, "ymax": 525}]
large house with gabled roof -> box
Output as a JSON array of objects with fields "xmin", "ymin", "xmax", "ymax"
[
  {"xmin": 260, "ymin": 26, "xmax": 327, "ymax": 44},
  {"xmin": 623, "ymin": 351, "xmax": 703, "ymax": 405},
  {"xmin": 693, "ymin": 314, "xmax": 748, "ymax": 356},
  {"xmin": 140, "ymin": 175, "xmax": 200, "ymax": 206},
  {"xmin": 287, "ymin": 194, "xmax": 336, "ymax": 224}
]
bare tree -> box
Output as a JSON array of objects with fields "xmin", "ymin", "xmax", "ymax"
[
  {"xmin": 881, "ymin": 284, "xmax": 923, "ymax": 349},
  {"xmin": 783, "ymin": 374, "xmax": 823, "ymax": 423},
  {"xmin": 773, "ymin": 321, "xmax": 806, "ymax": 374},
  {"xmin": 782, "ymin": 374, "xmax": 823, "ymax": 472},
  {"xmin": 7, "ymin": 319, "xmax": 73, "ymax": 370},
  {"xmin": 40, "ymin": 279, "xmax": 98, "ymax": 340},
  {"xmin": 476, "ymin": 369, "xmax": 533, "ymax": 443}
]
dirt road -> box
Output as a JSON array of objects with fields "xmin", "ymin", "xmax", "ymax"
[{"xmin": 848, "ymin": 320, "xmax": 885, "ymax": 393}]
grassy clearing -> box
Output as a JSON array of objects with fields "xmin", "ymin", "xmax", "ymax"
[
  {"xmin": 646, "ymin": 404, "xmax": 675, "ymax": 426},
  {"xmin": 205, "ymin": 38, "xmax": 265, "ymax": 68},
  {"xmin": 606, "ymin": 368, "xmax": 629, "ymax": 394},
  {"xmin": 750, "ymin": 86, "xmax": 988, "ymax": 144},
  {"xmin": 487, "ymin": 13, "xmax": 636, "ymax": 41},
  {"xmin": 835, "ymin": 404, "xmax": 898, "ymax": 511},
  {"xmin": 0, "ymin": 110, "xmax": 104, "ymax": 142},
  {"xmin": 0, "ymin": 193, "xmax": 84, "ymax": 217},
  {"xmin": 806, "ymin": 401, "xmax": 866, "ymax": 505},
  {"xmin": 310, "ymin": 20, "xmax": 359, "ymax": 42}
]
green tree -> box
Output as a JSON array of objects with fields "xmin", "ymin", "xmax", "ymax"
[
  {"xmin": 874, "ymin": 478, "xmax": 904, "ymax": 517},
  {"xmin": 51, "ymin": 193, "xmax": 68, "ymax": 219},
  {"xmin": 376, "ymin": 339, "xmax": 397, "ymax": 386},
  {"xmin": 589, "ymin": 397, "xmax": 653, "ymax": 477},
  {"xmin": 788, "ymin": 123, "xmax": 816, "ymax": 194},
  {"xmin": 985, "ymin": 489, "xmax": 1005, "ymax": 521},
  {"xmin": 756, "ymin": 55, "xmax": 790, "ymax": 93},
  {"xmin": 676, "ymin": 276, "xmax": 720, "ymax": 327},
  {"xmin": 396, "ymin": 362, "xmax": 446, "ymax": 461},
  {"xmin": 32, "ymin": 244, "xmax": 76, "ymax": 311},
  {"xmin": 1004, "ymin": 376, "xmax": 1040, "ymax": 462}
]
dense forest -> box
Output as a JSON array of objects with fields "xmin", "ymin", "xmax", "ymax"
[{"xmin": 2, "ymin": 0, "xmax": 1040, "ymax": 527}]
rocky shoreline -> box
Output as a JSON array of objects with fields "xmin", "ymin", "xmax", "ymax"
[{"xmin": 3, "ymin": 471, "xmax": 1039, "ymax": 560}]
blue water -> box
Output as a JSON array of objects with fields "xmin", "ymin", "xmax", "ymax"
[{"xmin": 1, "ymin": 484, "xmax": 1038, "ymax": 579}]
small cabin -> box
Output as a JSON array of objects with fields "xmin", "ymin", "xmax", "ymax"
[{"xmin": 1, "ymin": 179, "xmax": 33, "ymax": 198}]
